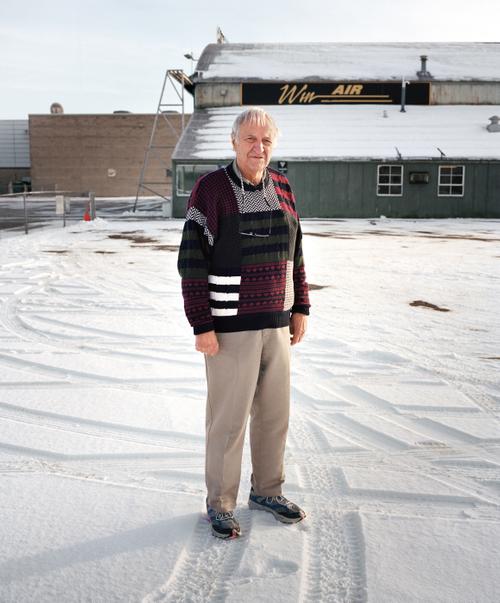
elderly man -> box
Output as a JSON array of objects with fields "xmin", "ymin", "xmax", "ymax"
[{"xmin": 177, "ymin": 107, "xmax": 310, "ymax": 539}]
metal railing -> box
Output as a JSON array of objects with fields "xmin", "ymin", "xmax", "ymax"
[
  {"xmin": 0, "ymin": 191, "xmax": 170, "ymax": 234},
  {"xmin": 134, "ymin": 69, "xmax": 190, "ymax": 212}
]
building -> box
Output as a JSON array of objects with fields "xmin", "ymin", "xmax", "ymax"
[
  {"xmin": 172, "ymin": 42, "xmax": 500, "ymax": 218},
  {"xmin": 0, "ymin": 120, "xmax": 30, "ymax": 194},
  {"xmin": 29, "ymin": 112, "xmax": 186, "ymax": 197}
]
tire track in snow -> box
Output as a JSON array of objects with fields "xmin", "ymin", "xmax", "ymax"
[
  {"xmin": 315, "ymin": 410, "xmax": 500, "ymax": 507},
  {"xmin": 0, "ymin": 247, "xmax": 191, "ymax": 391},
  {"xmin": 0, "ymin": 351, "xmax": 196, "ymax": 384},
  {"xmin": 310, "ymin": 413, "xmax": 500, "ymax": 509},
  {"xmin": 0, "ymin": 273, "xmax": 58, "ymax": 344},
  {"xmin": 289, "ymin": 400, "xmax": 498, "ymax": 603},
  {"xmin": 298, "ymin": 462, "xmax": 367, "ymax": 603},
  {"xmin": 368, "ymin": 337, "xmax": 500, "ymax": 417},
  {"xmin": 0, "ymin": 400, "xmax": 204, "ymax": 452},
  {"xmin": 296, "ymin": 375, "xmax": 500, "ymax": 509},
  {"xmin": 143, "ymin": 508, "xmax": 253, "ymax": 603},
  {"xmin": 289, "ymin": 411, "xmax": 368, "ymax": 603}
]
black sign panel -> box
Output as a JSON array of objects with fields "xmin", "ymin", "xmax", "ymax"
[
  {"xmin": 277, "ymin": 161, "xmax": 288, "ymax": 174},
  {"xmin": 242, "ymin": 82, "xmax": 430, "ymax": 105}
]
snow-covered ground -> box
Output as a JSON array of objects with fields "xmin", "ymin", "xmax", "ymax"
[{"xmin": 0, "ymin": 217, "xmax": 499, "ymax": 603}]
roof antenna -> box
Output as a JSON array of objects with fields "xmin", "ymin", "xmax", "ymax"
[{"xmin": 217, "ymin": 27, "xmax": 228, "ymax": 44}]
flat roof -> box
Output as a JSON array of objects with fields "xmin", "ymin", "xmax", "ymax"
[
  {"xmin": 196, "ymin": 42, "xmax": 500, "ymax": 83},
  {"xmin": 173, "ymin": 104, "xmax": 500, "ymax": 161}
]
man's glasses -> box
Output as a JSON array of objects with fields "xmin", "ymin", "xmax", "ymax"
[
  {"xmin": 238, "ymin": 171, "xmax": 272, "ymax": 237},
  {"xmin": 239, "ymin": 213, "xmax": 272, "ymax": 237}
]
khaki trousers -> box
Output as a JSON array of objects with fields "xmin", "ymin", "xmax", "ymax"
[{"xmin": 204, "ymin": 327, "xmax": 291, "ymax": 513}]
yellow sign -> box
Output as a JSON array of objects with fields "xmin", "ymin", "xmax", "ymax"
[
  {"xmin": 241, "ymin": 82, "xmax": 430, "ymax": 105},
  {"xmin": 278, "ymin": 83, "xmax": 389, "ymax": 104}
]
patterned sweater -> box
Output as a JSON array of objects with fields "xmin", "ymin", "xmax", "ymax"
[{"xmin": 177, "ymin": 161, "xmax": 310, "ymax": 334}]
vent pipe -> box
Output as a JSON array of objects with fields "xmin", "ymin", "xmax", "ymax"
[
  {"xmin": 416, "ymin": 55, "xmax": 433, "ymax": 80},
  {"xmin": 487, "ymin": 116, "xmax": 500, "ymax": 132},
  {"xmin": 50, "ymin": 102, "xmax": 64, "ymax": 114}
]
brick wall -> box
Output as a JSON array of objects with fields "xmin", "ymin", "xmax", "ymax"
[{"xmin": 29, "ymin": 113, "xmax": 188, "ymax": 197}]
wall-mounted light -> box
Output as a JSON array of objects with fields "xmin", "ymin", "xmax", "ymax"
[{"xmin": 184, "ymin": 52, "xmax": 198, "ymax": 73}]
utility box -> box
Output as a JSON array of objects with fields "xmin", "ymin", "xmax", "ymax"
[
  {"xmin": 162, "ymin": 199, "xmax": 172, "ymax": 218},
  {"xmin": 55, "ymin": 195, "xmax": 70, "ymax": 214},
  {"xmin": 409, "ymin": 172, "xmax": 430, "ymax": 184}
]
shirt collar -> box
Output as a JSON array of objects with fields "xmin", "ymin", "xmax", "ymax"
[{"xmin": 232, "ymin": 160, "xmax": 267, "ymax": 187}]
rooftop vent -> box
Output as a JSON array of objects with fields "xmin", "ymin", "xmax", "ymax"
[
  {"xmin": 416, "ymin": 55, "xmax": 433, "ymax": 80},
  {"xmin": 487, "ymin": 115, "xmax": 500, "ymax": 132},
  {"xmin": 50, "ymin": 102, "xmax": 64, "ymax": 114}
]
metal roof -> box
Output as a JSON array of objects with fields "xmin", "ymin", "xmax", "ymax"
[
  {"xmin": 173, "ymin": 104, "xmax": 500, "ymax": 162},
  {"xmin": 195, "ymin": 42, "xmax": 500, "ymax": 83},
  {"xmin": 0, "ymin": 120, "xmax": 30, "ymax": 168}
]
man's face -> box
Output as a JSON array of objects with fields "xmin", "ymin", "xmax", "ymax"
[{"xmin": 232, "ymin": 120, "xmax": 275, "ymax": 178}]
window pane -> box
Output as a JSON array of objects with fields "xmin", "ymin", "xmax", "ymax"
[
  {"xmin": 453, "ymin": 166, "xmax": 464, "ymax": 175},
  {"xmin": 390, "ymin": 174, "xmax": 401, "ymax": 184},
  {"xmin": 451, "ymin": 186, "xmax": 462, "ymax": 195},
  {"xmin": 378, "ymin": 185, "xmax": 389, "ymax": 194},
  {"xmin": 438, "ymin": 186, "xmax": 448, "ymax": 195},
  {"xmin": 441, "ymin": 167, "xmax": 452, "ymax": 176},
  {"xmin": 391, "ymin": 185, "xmax": 402, "ymax": 195},
  {"xmin": 379, "ymin": 166, "xmax": 390, "ymax": 175},
  {"xmin": 452, "ymin": 175, "xmax": 463, "ymax": 184},
  {"xmin": 379, "ymin": 175, "xmax": 390, "ymax": 184},
  {"xmin": 176, "ymin": 164, "xmax": 219, "ymax": 195}
]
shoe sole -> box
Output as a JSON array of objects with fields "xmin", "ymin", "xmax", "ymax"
[
  {"xmin": 210, "ymin": 525, "xmax": 241, "ymax": 539},
  {"xmin": 205, "ymin": 510, "xmax": 241, "ymax": 539},
  {"xmin": 248, "ymin": 499, "xmax": 306, "ymax": 524}
]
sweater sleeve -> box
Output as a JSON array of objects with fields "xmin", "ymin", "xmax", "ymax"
[
  {"xmin": 291, "ymin": 218, "xmax": 311, "ymax": 315},
  {"xmin": 177, "ymin": 176, "xmax": 218, "ymax": 334},
  {"xmin": 285, "ymin": 178, "xmax": 310, "ymax": 315}
]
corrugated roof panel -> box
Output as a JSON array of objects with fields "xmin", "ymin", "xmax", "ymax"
[
  {"xmin": 0, "ymin": 120, "xmax": 30, "ymax": 168},
  {"xmin": 173, "ymin": 104, "xmax": 500, "ymax": 161},
  {"xmin": 196, "ymin": 43, "xmax": 500, "ymax": 83}
]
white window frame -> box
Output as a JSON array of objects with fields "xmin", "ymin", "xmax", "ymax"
[
  {"xmin": 377, "ymin": 164, "xmax": 404, "ymax": 197},
  {"xmin": 176, "ymin": 164, "xmax": 220, "ymax": 196},
  {"xmin": 437, "ymin": 165, "xmax": 465, "ymax": 197}
]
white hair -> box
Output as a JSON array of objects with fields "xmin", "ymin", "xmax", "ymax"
[{"xmin": 231, "ymin": 107, "xmax": 279, "ymax": 142}]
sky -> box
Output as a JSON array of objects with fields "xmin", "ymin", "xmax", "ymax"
[{"xmin": 1, "ymin": 0, "xmax": 499, "ymax": 119}]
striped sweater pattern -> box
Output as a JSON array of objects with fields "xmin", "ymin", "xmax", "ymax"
[{"xmin": 177, "ymin": 162, "xmax": 310, "ymax": 334}]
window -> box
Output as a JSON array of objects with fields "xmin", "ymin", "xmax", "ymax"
[
  {"xmin": 377, "ymin": 165, "xmax": 403, "ymax": 196},
  {"xmin": 176, "ymin": 164, "xmax": 220, "ymax": 196},
  {"xmin": 438, "ymin": 165, "xmax": 465, "ymax": 197}
]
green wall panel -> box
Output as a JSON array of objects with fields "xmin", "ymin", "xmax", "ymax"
[{"xmin": 172, "ymin": 159, "xmax": 500, "ymax": 219}]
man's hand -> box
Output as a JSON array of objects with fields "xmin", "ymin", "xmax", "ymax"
[
  {"xmin": 195, "ymin": 330, "xmax": 219, "ymax": 356},
  {"xmin": 290, "ymin": 313, "xmax": 308, "ymax": 346}
]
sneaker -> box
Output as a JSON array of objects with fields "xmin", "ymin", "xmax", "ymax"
[
  {"xmin": 206, "ymin": 499, "xmax": 241, "ymax": 539},
  {"xmin": 248, "ymin": 489, "xmax": 306, "ymax": 524}
]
